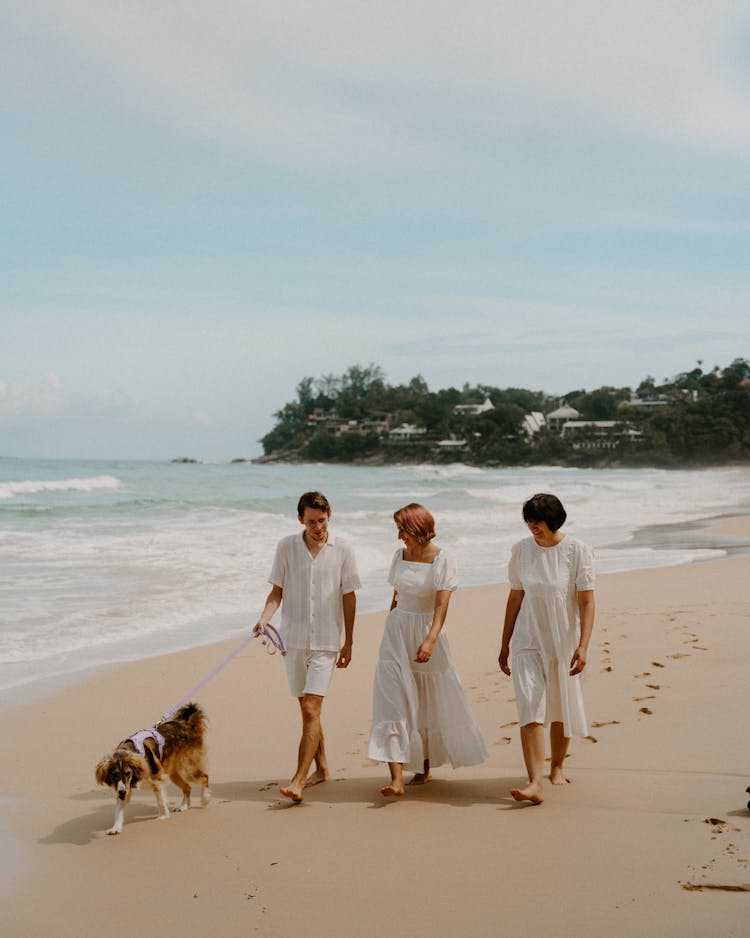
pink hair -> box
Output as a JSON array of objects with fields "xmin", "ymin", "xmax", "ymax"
[{"xmin": 393, "ymin": 503, "xmax": 436, "ymax": 544}]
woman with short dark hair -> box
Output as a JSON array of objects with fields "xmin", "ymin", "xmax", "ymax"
[
  {"xmin": 368, "ymin": 503, "xmax": 487, "ymax": 796},
  {"xmin": 499, "ymin": 493, "xmax": 595, "ymax": 804}
]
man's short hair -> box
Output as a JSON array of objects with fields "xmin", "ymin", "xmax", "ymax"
[
  {"xmin": 522, "ymin": 493, "xmax": 567, "ymax": 532},
  {"xmin": 297, "ymin": 491, "xmax": 331, "ymax": 517}
]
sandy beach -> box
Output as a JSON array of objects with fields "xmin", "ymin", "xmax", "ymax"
[{"xmin": 1, "ymin": 520, "xmax": 748, "ymax": 937}]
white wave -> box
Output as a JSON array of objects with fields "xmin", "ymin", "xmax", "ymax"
[{"xmin": 0, "ymin": 475, "xmax": 121, "ymax": 500}]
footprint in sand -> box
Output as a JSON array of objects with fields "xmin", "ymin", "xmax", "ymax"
[
  {"xmin": 583, "ymin": 735, "xmax": 598, "ymax": 743},
  {"xmin": 669, "ymin": 653, "xmax": 690, "ymax": 659},
  {"xmin": 639, "ymin": 707, "xmax": 653, "ymax": 715},
  {"xmin": 494, "ymin": 737, "xmax": 512, "ymax": 745},
  {"xmin": 651, "ymin": 661, "xmax": 665, "ymax": 668},
  {"xmin": 704, "ymin": 817, "xmax": 727, "ymax": 829},
  {"xmin": 500, "ymin": 720, "xmax": 518, "ymax": 728},
  {"xmin": 645, "ymin": 684, "xmax": 661, "ymax": 690},
  {"xmin": 602, "ymin": 666, "xmax": 613, "ymax": 672},
  {"xmin": 634, "ymin": 672, "xmax": 651, "ymax": 678},
  {"xmin": 682, "ymin": 883, "xmax": 750, "ymax": 892},
  {"xmin": 634, "ymin": 695, "xmax": 656, "ymax": 702},
  {"xmin": 591, "ymin": 720, "xmax": 620, "ymax": 727}
]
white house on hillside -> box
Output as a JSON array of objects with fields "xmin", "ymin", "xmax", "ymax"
[
  {"xmin": 522, "ymin": 411, "xmax": 546, "ymax": 437},
  {"xmin": 454, "ymin": 396, "xmax": 494, "ymax": 417},
  {"xmin": 388, "ymin": 423, "xmax": 427, "ymax": 445},
  {"xmin": 561, "ymin": 420, "xmax": 641, "ymax": 449},
  {"xmin": 546, "ymin": 403, "xmax": 580, "ymax": 432}
]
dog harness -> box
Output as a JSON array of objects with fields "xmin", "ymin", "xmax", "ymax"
[{"xmin": 125, "ymin": 727, "xmax": 166, "ymax": 761}]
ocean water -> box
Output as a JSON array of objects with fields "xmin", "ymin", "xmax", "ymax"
[{"xmin": 2, "ymin": 458, "xmax": 750, "ymax": 704}]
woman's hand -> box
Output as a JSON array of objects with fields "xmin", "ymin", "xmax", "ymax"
[
  {"xmin": 498, "ymin": 646, "xmax": 511, "ymax": 676},
  {"xmin": 415, "ymin": 638, "xmax": 435, "ymax": 663},
  {"xmin": 570, "ymin": 645, "xmax": 587, "ymax": 676}
]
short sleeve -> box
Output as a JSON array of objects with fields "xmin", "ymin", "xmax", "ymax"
[
  {"xmin": 268, "ymin": 540, "xmax": 286, "ymax": 588},
  {"xmin": 387, "ymin": 549, "xmax": 401, "ymax": 589},
  {"xmin": 433, "ymin": 551, "xmax": 458, "ymax": 592},
  {"xmin": 340, "ymin": 543, "xmax": 362, "ymax": 594},
  {"xmin": 575, "ymin": 541, "xmax": 595, "ymax": 591},
  {"xmin": 508, "ymin": 542, "xmax": 523, "ymax": 589}
]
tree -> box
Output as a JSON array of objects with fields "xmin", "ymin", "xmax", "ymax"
[{"xmin": 258, "ymin": 358, "xmax": 750, "ymax": 466}]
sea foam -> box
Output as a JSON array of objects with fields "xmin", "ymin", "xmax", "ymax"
[{"xmin": 0, "ymin": 475, "xmax": 121, "ymax": 500}]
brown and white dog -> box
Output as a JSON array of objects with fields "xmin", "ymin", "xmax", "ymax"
[{"xmin": 95, "ymin": 702, "xmax": 210, "ymax": 835}]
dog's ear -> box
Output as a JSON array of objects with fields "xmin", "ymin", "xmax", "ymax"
[{"xmin": 95, "ymin": 758, "xmax": 111, "ymax": 786}]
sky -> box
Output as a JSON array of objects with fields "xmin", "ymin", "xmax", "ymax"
[{"xmin": 2, "ymin": 1, "xmax": 749, "ymax": 460}]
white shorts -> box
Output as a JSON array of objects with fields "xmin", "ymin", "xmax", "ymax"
[
  {"xmin": 512, "ymin": 651, "xmax": 563, "ymax": 727},
  {"xmin": 284, "ymin": 649, "xmax": 338, "ymax": 698}
]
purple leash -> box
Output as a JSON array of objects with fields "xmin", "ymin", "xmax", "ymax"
[
  {"xmin": 252, "ymin": 622, "xmax": 287, "ymax": 657},
  {"xmin": 159, "ymin": 624, "xmax": 286, "ymax": 723}
]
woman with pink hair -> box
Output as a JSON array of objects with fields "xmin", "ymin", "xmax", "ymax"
[{"xmin": 368, "ymin": 503, "xmax": 487, "ymax": 796}]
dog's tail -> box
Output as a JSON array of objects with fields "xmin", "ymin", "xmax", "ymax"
[{"xmin": 166, "ymin": 701, "xmax": 206, "ymax": 728}]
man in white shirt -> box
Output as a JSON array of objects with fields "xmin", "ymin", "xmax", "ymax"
[{"xmin": 256, "ymin": 491, "xmax": 361, "ymax": 803}]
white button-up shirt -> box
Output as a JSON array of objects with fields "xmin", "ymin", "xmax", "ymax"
[{"xmin": 268, "ymin": 530, "xmax": 361, "ymax": 652}]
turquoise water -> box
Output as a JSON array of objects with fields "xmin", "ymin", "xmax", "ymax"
[{"xmin": 2, "ymin": 457, "xmax": 749, "ymax": 704}]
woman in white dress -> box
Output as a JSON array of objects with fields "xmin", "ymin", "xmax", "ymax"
[
  {"xmin": 499, "ymin": 493, "xmax": 595, "ymax": 805},
  {"xmin": 368, "ymin": 503, "xmax": 487, "ymax": 797}
]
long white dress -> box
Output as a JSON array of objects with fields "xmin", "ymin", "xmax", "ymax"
[
  {"xmin": 368, "ymin": 549, "xmax": 488, "ymax": 772},
  {"xmin": 508, "ymin": 535, "xmax": 595, "ymax": 737}
]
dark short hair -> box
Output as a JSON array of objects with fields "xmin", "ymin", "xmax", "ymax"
[
  {"xmin": 297, "ymin": 491, "xmax": 331, "ymax": 517},
  {"xmin": 393, "ymin": 503, "xmax": 436, "ymax": 543},
  {"xmin": 522, "ymin": 493, "xmax": 567, "ymax": 532}
]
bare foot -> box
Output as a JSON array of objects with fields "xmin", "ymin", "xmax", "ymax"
[
  {"xmin": 550, "ymin": 766, "xmax": 570, "ymax": 785},
  {"xmin": 406, "ymin": 771, "xmax": 431, "ymax": 786},
  {"xmin": 305, "ymin": 768, "xmax": 329, "ymax": 787},
  {"xmin": 380, "ymin": 783, "xmax": 405, "ymax": 797},
  {"xmin": 279, "ymin": 781, "xmax": 304, "ymax": 803},
  {"xmin": 510, "ymin": 782, "xmax": 544, "ymax": 804}
]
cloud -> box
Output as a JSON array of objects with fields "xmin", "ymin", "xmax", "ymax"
[
  {"xmin": 193, "ymin": 411, "xmax": 217, "ymax": 429},
  {"xmin": 0, "ymin": 371, "xmax": 64, "ymax": 418},
  {"xmin": 10, "ymin": 1, "xmax": 750, "ymax": 161}
]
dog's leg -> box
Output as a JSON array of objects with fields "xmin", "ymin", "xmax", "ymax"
[
  {"xmin": 107, "ymin": 796, "xmax": 125, "ymax": 835},
  {"xmin": 187, "ymin": 761, "xmax": 211, "ymax": 806},
  {"xmin": 197, "ymin": 769, "xmax": 211, "ymax": 806},
  {"xmin": 152, "ymin": 777, "xmax": 170, "ymax": 820},
  {"xmin": 169, "ymin": 770, "xmax": 191, "ymax": 812}
]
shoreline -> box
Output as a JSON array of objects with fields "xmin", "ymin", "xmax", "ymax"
[
  {"xmin": 3, "ymin": 509, "xmax": 749, "ymax": 713},
  {"xmin": 1, "ymin": 519, "xmax": 749, "ymax": 935}
]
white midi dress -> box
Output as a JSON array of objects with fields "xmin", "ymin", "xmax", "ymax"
[
  {"xmin": 508, "ymin": 535, "xmax": 595, "ymax": 738},
  {"xmin": 368, "ymin": 549, "xmax": 488, "ymax": 772}
]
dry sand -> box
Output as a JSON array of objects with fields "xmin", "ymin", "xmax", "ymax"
[{"xmin": 1, "ymin": 522, "xmax": 749, "ymax": 937}]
